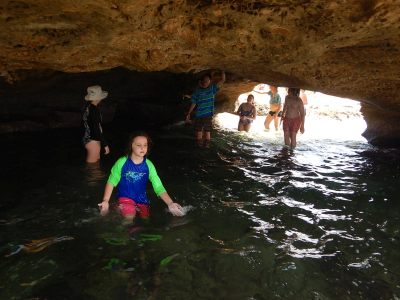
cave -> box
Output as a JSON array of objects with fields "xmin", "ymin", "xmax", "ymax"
[
  {"xmin": 1, "ymin": 1, "xmax": 400, "ymax": 299},
  {"xmin": 0, "ymin": 0, "xmax": 399, "ymax": 145}
]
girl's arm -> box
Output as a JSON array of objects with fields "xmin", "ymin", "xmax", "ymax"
[
  {"xmin": 147, "ymin": 160, "xmax": 184, "ymax": 216},
  {"xmin": 236, "ymin": 104, "xmax": 243, "ymax": 115},
  {"xmin": 299, "ymin": 99, "xmax": 305, "ymax": 133},
  {"xmin": 159, "ymin": 192, "xmax": 184, "ymax": 217},
  {"xmin": 98, "ymin": 157, "xmax": 126, "ymax": 216},
  {"xmin": 98, "ymin": 183, "xmax": 114, "ymax": 216},
  {"xmin": 282, "ymin": 101, "xmax": 288, "ymax": 119}
]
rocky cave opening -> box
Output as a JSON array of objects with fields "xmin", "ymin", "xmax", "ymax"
[{"xmin": 0, "ymin": 66, "xmax": 395, "ymax": 146}]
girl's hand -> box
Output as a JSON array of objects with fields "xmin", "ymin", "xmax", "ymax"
[
  {"xmin": 98, "ymin": 201, "xmax": 109, "ymax": 216},
  {"xmin": 300, "ymin": 126, "xmax": 305, "ymax": 134},
  {"xmin": 104, "ymin": 146, "xmax": 110, "ymax": 155},
  {"xmin": 168, "ymin": 202, "xmax": 185, "ymax": 217}
]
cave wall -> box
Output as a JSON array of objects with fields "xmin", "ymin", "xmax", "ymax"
[
  {"xmin": 0, "ymin": 68, "xmax": 195, "ymax": 132},
  {"xmin": 0, "ymin": 0, "xmax": 399, "ymax": 144}
]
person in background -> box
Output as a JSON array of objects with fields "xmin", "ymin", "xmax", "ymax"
[
  {"xmin": 82, "ymin": 85, "xmax": 110, "ymax": 163},
  {"xmin": 236, "ymin": 94, "xmax": 257, "ymax": 132},
  {"xmin": 282, "ymin": 88, "xmax": 305, "ymax": 149},
  {"xmin": 300, "ymin": 89, "xmax": 308, "ymax": 115},
  {"xmin": 98, "ymin": 132, "xmax": 184, "ymax": 223},
  {"xmin": 185, "ymin": 70, "xmax": 226, "ymax": 147},
  {"xmin": 264, "ymin": 85, "xmax": 282, "ymax": 131}
]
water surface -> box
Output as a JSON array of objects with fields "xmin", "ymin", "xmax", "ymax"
[{"xmin": 0, "ymin": 114, "xmax": 399, "ymax": 299}]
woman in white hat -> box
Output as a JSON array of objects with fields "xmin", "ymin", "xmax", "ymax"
[{"xmin": 82, "ymin": 85, "xmax": 110, "ymax": 163}]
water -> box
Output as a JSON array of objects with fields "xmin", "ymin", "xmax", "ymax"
[{"xmin": 0, "ymin": 112, "xmax": 399, "ymax": 299}]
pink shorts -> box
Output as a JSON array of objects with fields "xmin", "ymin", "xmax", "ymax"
[
  {"xmin": 118, "ymin": 197, "xmax": 150, "ymax": 219},
  {"xmin": 283, "ymin": 117, "xmax": 301, "ymax": 133}
]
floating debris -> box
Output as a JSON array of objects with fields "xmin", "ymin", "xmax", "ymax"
[
  {"xmin": 104, "ymin": 258, "xmax": 124, "ymax": 271},
  {"xmin": 160, "ymin": 253, "xmax": 179, "ymax": 266},
  {"xmin": 104, "ymin": 237, "xmax": 128, "ymax": 246},
  {"xmin": 20, "ymin": 274, "xmax": 51, "ymax": 287},
  {"xmin": 139, "ymin": 234, "xmax": 162, "ymax": 242},
  {"xmin": 4, "ymin": 236, "xmax": 74, "ymax": 257}
]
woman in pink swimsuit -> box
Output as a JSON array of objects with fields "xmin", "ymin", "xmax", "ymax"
[{"xmin": 282, "ymin": 88, "xmax": 305, "ymax": 149}]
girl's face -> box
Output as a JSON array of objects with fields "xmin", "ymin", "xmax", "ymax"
[
  {"xmin": 247, "ymin": 95, "xmax": 254, "ymax": 104},
  {"xmin": 269, "ymin": 86, "xmax": 277, "ymax": 94},
  {"xmin": 131, "ymin": 136, "xmax": 148, "ymax": 158}
]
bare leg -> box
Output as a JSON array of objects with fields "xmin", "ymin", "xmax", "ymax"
[
  {"xmin": 196, "ymin": 130, "xmax": 203, "ymax": 140},
  {"xmin": 284, "ymin": 130, "xmax": 291, "ymax": 146},
  {"xmin": 290, "ymin": 132, "xmax": 297, "ymax": 149},
  {"xmin": 264, "ymin": 115, "xmax": 273, "ymax": 129},
  {"xmin": 244, "ymin": 124, "xmax": 251, "ymax": 132},
  {"xmin": 204, "ymin": 131, "xmax": 211, "ymax": 141},
  {"xmin": 274, "ymin": 116, "xmax": 280, "ymax": 131},
  {"xmin": 85, "ymin": 140, "xmax": 101, "ymax": 163},
  {"xmin": 196, "ymin": 130, "xmax": 203, "ymax": 146},
  {"xmin": 204, "ymin": 131, "xmax": 211, "ymax": 148},
  {"xmin": 238, "ymin": 122, "xmax": 244, "ymax": 131},
  {"xmin": 122, "ymin": 215, "xmax": 135, "ymax": 226}
]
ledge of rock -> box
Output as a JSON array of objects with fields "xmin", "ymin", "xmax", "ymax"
[{"xmin": 0, "ymin": 0, "xmax": 399, "ymax": 145}]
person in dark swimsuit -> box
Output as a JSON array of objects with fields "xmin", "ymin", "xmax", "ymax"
[
  {"xmin": 82, "ymin": 85, "xmax": 110, "ymax": 163},
  {"xmin": 236, "ymin": 94, "xmax": 257, "ymax": 132}
]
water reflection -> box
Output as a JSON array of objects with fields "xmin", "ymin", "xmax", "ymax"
[
  {"xmin": 84, "ymin": 162, "xmax": 106, "ymax": 186},
  {"xmin": 1, "ymin": 119, "xmax": 399, "ymax": 299}
]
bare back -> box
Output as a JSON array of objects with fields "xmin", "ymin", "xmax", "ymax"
[{"xmin": 284, "ymin": 95, "xmax": 304, "ymax": 119}]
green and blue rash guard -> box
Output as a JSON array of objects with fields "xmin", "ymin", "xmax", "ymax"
[
  {"xmin": 268, "ymin": 91, "xmax": 282, "ymax": 105},
  {"xmin": 107, "ymin": 157, "xmax": 166, "ymax": 205},
  {"xmin": 191, "ymin": 83, "xmax": 219, "ymax": 118}
]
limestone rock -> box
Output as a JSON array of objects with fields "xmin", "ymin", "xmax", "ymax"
[{"xmin": 0, "ymin": 0, "xmax": 399, "ymax": 145}]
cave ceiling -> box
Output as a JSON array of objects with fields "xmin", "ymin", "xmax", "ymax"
[{"xmin": 0, "ymin": 0, "xmax": 400, "ymax": 144}]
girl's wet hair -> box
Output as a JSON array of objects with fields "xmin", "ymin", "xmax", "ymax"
[
  {"xmin": 126, "ymin": 131, "xmax": 153, "ymax": 157},
  {"xmin": 247, "ymin": 94, "xmax": 254, "ymax": 100},
  {"xmin": 288, "ymin": 88, "xmax": 300, "ymax": 97}
]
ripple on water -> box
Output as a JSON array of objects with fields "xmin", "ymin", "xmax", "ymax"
[{"xmin": 1, "ymin": 124, "xmax": 399, "ymax": 299}]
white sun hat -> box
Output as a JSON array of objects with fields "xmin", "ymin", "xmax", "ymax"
[{"xmin": 85, "ymin": 85, "xmax": 108, "ymax": 101}]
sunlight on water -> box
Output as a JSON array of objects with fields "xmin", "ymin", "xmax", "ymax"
[
  {"xmin": 0, "ymin": 101, "xmax": 399, "ymax": 299},
  {"xmin": 216, "ymin": 92, "xmax": 367, "ymax": 143}
]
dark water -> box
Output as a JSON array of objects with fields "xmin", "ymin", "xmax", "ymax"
[{"xmin": 0, "ymin": 121, "xmax": 399, "ymax": 300}]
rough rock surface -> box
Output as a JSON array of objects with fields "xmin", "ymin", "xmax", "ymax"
[{"xmin": 0, "ymin": 0, "xmax": 399, "ymax": 145}]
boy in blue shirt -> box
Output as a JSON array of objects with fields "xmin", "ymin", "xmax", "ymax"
[{"xmin": 186, "ymin": 70, "xmax": 225, "ymax": 147}]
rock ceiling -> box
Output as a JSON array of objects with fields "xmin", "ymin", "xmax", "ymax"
[{"xmin": 0, "ymin": 0, "xmax": 399, "ymax": 145}]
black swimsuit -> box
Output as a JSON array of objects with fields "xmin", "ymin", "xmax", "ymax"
[
  {"xmin": 82, "ymin": 103, "xmax": 108, "ymax": 146},
  {"xmin": 238, "ymin": 105, "xmax": 255, "ymax": 125}
]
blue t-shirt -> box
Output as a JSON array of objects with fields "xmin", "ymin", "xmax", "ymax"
[
  {"xmin": 191, "ymin": 83, "xmax": 219, "ymax": 118},
  {"xmin": 268, "ymin": 91, "xmax": 281, "ymax": 105},
  {"xmin": 107, "ymin": 157, "xmax": 166, "ymax": 204}
]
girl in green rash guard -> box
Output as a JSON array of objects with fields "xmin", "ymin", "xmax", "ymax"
[{"xmin": 98, "ymin": 132, "xmax": 184, "ymax": 222}]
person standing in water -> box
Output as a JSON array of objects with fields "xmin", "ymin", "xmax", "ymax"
[
  {"xmin": 98, "ymin": 132, "xmax": 184, "ymax": 223},
  {"xmin": 185, "ymin": 70, "xmax": 226, "ymax": 147},
  {"xmin": 282, "ymin": 88, "xmax": 305, "ymax": 149},
  {"xmin": 300, "ymin": 89, "xmax": 308, "ymax": 115},
  {"xmin": 236, "ymin": 94, "xmax": 257, "ymax": 132},
  {"xmin": 82, "ymin": 85, "xmax": 110, "ymax": 163},
  {"xmin": 264, "ymin": 85, "xmax": 282, "ymax": 131}
]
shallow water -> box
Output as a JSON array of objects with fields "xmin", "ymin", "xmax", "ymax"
[{"xmin": 0, "ymin": 113, "xmax": 399, "ymax": 299}]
